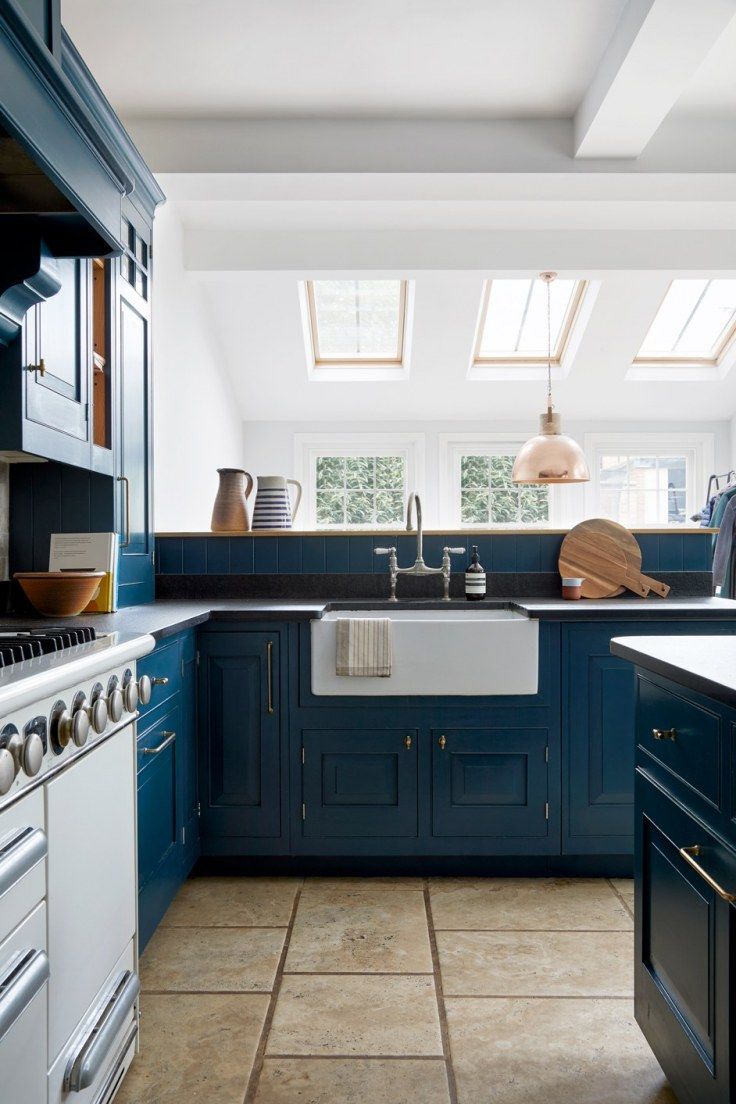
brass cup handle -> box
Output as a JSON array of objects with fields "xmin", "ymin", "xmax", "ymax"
[
  {"xmin": 438, "ymin": 735, "xmax": 447, "ymax": 750},
  {"xmin": 679, "ymin": 845, "xmax": 736, "ymax": 903},
  {"xmin": 652, "ymin": 728, "xmax": 677, "ymax": 741},
  {"xmin": 117, "ymin": 475, "xmax": 131, "ymax": 548},
  {"xmin": 142, "ymin": 731, "xmax": 176, "ymax": 757},
  {"xmin": 152, "ymin": 677, "xmax": 169, "ymax": 687},
  {"xmin": 404, "ymin": 734, "xmax": 412, "ymax": 750}
]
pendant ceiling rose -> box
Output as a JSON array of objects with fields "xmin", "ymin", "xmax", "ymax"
[{"xmin": 512, "ymin": 271, "xmax": 590, "ymax": 486}]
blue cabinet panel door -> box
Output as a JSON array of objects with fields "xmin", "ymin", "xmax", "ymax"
[
  {"xmin": 137, "ymin": 699, "xmax": 181, "ymax": 952},
  {"xmin": 301, "ymin": 729, "xmax": 418, "ymax": 838},
  {"xmin": 432, "ymin": 728, "xmax": 549, "ymax": 840},
  {"xmin": 199, "ymin": 631, "xmax": 281, "ymax": 840}
]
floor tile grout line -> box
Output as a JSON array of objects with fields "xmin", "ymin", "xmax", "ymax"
[
  {"xmin": 262, "ymin": 1053, "xmax": 450, "ymax": 1062},
  {"xmin": 160, "ymin": 924, "xmax": 292, "ymax": 931},
  {"xmin": 442, "ymin": 992, "xmax": 634, "ymax": 1000},
  {"xmin": 281, "ymin": 970, "xmax": 435, "ymax": 977},
  {"xmin": 433, "ymin": 927, "xmax": 633, "ymax": 933},
  {"xmin": 243, "ymin": 885, "xmax": 303, "ymax": 1104},
  {"xmin": 423, "ymin": 878, "xmax": 459, "ymax": 1104},
  {"xmin": 607, "ymin": 877, "xmax": 635, "ymax": 922}
]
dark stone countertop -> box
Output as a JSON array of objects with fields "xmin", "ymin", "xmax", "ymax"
[
  {"xmin": 1, "ymin": 594, "xmax": 735, "ymax": 643},
  {"xmin": 610, "ymin": 635, "xmax": 736, "ymax": 708}
]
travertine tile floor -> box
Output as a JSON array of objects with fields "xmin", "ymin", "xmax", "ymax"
[{"xmin": 117, "ymin": 876, "xmax": 678, "ymax": 1104}]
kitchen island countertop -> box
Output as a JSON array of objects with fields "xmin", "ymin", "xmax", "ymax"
[{"xmin": 611, "ymin": 634, "xmax": 736, "ymax": 709}]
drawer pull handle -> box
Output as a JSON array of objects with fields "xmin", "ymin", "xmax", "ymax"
[
  {"xmin": 267, "ymin": 641, "xmax": 275, "ymax": 714},
  {"xmin": 65, "ymin": 970, "xmax": 140, "ymax": 1091},
  {"xmin": 142, "ymin": 731, "xmax": 175, "ymax": 756},
  {"xmin": 116, "ymin": 475, "xmax": 131, "ymax": 548},
  {"xmin": 652, "ymin": 728, "xmax": 677, "ymax": 741},
  {"xmin": 0, "ymin": 827, "xmax": 46, "ymax": 898},
  {"xmin": 152, "ymin": 677, "xmax": 169, "ymax": 687},
  {"xmin": 404, "ymin": 734, "xmax": 412, "ymax": 750},
  {"xmin": 438, "ymin": 735, "xmax": 447, "ymax": 750},
  {"xmin": 679, "ymin": 845, "xmax": 736, "ymax": 903},
  {"xmin": 0, "ymin": 949, "xmax": 49, "ymax": 1044}
]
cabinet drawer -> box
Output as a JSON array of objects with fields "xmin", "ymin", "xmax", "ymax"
[
  {"xmin": 0, "ymin": 789, "xmax": 46, "ymax": 939},
  {"xmin": 137, "ymin": 638, "xmax": 181, "ymax": 720},
  {"xmin": 137, "ymin": 702, "xmax": 180, "ymax": 776},
  {"xmin": 638, "ymin": 676, "xmax": 721, "ymax": 809}
]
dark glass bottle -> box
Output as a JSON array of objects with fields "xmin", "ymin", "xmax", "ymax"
[{"xmin": 465, "ymin": 545, "xmax": 486, "ymax": 601}]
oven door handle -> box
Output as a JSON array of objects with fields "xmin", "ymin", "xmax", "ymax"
[
  {"xmin": 0, "ymin": 949, "xmax": 49, "ymax": 1043},
  {"xmin": 0, "ymin": 828, "xmax": 47, "ymax": 898},
  {"xmin": 64, "ymin": 970, "xmax": 140, "ymax": 1092}
]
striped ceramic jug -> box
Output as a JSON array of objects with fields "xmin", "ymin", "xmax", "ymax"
[{"xmin": 251, "ymin": 475, "xmax": 303, "ymax": 529}]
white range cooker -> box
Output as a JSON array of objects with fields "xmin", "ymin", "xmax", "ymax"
[{"xmin": 0, "ymin": 626, "xmax": 155, "ymax": 1104}]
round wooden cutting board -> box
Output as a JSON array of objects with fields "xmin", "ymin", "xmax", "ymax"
[{"xmin": 559, "ymin": 519, "xmax": 670, "ymax": 599}]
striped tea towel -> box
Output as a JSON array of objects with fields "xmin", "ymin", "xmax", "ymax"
[{"xmin": 336, "ymin": 618, "xmax": 393, "ymax": 677}]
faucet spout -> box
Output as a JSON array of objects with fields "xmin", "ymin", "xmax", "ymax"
[{"xmin": 406, "ymin": 492, "xmax": 423, "ymax": 564}]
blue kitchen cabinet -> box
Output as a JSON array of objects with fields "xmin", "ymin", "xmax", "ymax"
[
  {"xmin": 198, "ymin": 628, "xmax": 286, "ymax": 853},
  {"xmin": 631, "ymin": 665, "xmax": 736, "ymax": 1104},
  {"xmin": 136, "ymin": 631, "xmax": 199, "ymax": 951},
  {"xmin": 563, "ymin": 621, "xmax": 736, "ymax": 856},
  {"xmin": 432, "ymin": 727, "xmax": 551, "ymax": 843},
  {"xmin": 300, "ymin": 728, "xmax": 418, "ymax": 839}
]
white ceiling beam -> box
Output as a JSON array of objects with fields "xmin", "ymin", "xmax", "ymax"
[
  {"xmin": 574, "ymin": 0, "xmax": 736, "ymax": 159},
  {"xmin": 184, "ymin": 227, "xmax": 736, "ymax": 274}
]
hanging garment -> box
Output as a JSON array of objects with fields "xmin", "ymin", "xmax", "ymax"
[{"xmin": 712, "ymin": 494, "xmax": 736, "ymax": 587}]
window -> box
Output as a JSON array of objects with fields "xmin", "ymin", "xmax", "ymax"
[
  {"xmin": 440, "ymin": 436, "xmax": 560, "ymax": 528},
  {"xmin": 295, "ymin": 433, "xmax": 424, "ymax": 529},
  {"xmin": 471, "ymin": 278, "xmax": 588, "ymax": 377},
  {"xmin": 300, "ymin": 280, "xmax": 412, "ymax": 380},
  {"xmin": 585, "ymin": 434, "xmax": 714, "ymax": 528},
  {"xmin": 635, "ymin": 279, "xmax": 736, "ymax": 366}
]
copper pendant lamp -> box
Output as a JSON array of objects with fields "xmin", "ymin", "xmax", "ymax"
[{"xmin": 512, "ymin": 272, "xmax": 590, "ymax": 485}]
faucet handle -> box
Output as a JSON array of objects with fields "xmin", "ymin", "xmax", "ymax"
[
  {"xmin": 375, "ymin": 546, "xmax": 396, "ymax": 556},
  {"xmin": 444, "ymin": 547, "xmax": 466, "ymax": 556}
]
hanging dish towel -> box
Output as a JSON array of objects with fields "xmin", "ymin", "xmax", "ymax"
[{"xmin": 336, "ymin": 618, "xmax": 393, "ymax": 677}]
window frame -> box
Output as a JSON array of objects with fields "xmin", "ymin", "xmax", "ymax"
[
  {"xmin": 583, "ymin": 432, "xmax": 714, "ymax": 528},
  {"xmin": 439, "ymin": 434, "xmax": 565, "ymax": 529},
  {"xmin": 294, "ymin": 432, "xmax": 425, "ymax": 530},
  {"xmin": 468, "ymin": 278, "xmax": 596, "ymax": 381},
  {"xmin": 632, "ymin": 279, "xmax": 736, "ymax": 373},
  {"xmin": 299, "ymin": 280, "xmax": 414, "ymax": 382}
]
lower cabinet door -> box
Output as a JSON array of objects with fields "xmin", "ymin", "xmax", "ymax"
[
  {"xmin": 432, "ymin": 728, "xmax": 549, "ymax": 839},
  {"xmin": 636, "ymin": 773, "xmax": 733, "ymax": 1104},
  {"xmin": 137, "ymin": 703, "xmax": 181, "ymax": 952},
  {"xmin": 198, "ymin": 631, "xmax": 281, "ymax": 840},
  {"xmin": 301, "ymin": 729, "xmax": 418, "ymax": 838}
]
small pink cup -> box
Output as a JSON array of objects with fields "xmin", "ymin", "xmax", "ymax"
[{"xmin": 561, "ymin": 576, "xmax": 584, "ymax": 600}]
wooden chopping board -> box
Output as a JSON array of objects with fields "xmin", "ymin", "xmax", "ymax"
[{"xmin": 559, "ymin": 519, "xmax": 670, "ymax": 599}]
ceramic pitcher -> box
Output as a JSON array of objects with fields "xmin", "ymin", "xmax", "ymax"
[
  {"xmin": 251, "ymin": 475, "xmax": 302, "ymax": 529},
  {"xmin": 210, "ymin": 468, "xmax": 254, "ymax": 532}
]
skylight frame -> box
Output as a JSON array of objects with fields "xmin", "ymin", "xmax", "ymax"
[
  {"xmin": 471, "ymin": 277, "xmax": 588, "ymax": 369},
  {"xmin": 305, "ymin": 279, "xmax": 409, "ymax": 368},
  {"xmin": 633, "ymin": 279, "xmax": 736, "ymax": 369}
]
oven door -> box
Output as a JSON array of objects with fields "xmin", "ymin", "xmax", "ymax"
[
  {"xmin": 46, "ymin": 724, "xmax": 137, "ymax": 1065},
  {"xmin": 0, "ymin": 902, "xmax": 48, "ymax": 1104}
]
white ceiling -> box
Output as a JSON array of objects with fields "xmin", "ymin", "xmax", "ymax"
[{"xmin": 63, "ymin": 0, "xmax": 628, "ymax": 119}]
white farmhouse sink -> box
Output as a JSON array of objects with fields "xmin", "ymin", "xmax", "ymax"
[{"xmin": 310, "ymin": 608, "xmax": 539, "ymax": 696}]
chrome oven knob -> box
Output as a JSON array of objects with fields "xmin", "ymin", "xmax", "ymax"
[
  {"xmin": 107, "ymin": 688, "xmax": 124, "ymax": 724},
  {"xmin": 73, "ymin": 692, "xmax": 101, "ymax": 741},
  {"xmin": 0, "ymin": 725, "xmax": 22, "ymax": 794},
  {"xmin": 137, "ymin": 674, "xmax": 152, "ymax": 706},
  {"xmin": 22, "ymin": 731, "xmax": 43, "ymax": 777},
  {"xmin": 88, "ymin": 697, "xmax": 108, "ymax": 734},
  {"xmin": 67, "ymin": 709, "xmax": 90, "ymax": 749},
  {"xmin": 122, "ymin": 677, "xmax": 138, "ymax": 714}
]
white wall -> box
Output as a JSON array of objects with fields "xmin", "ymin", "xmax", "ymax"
[
  {"xmin": 153, "ymin": 206, "xmax": 244, "ymax": 531},
  {"xmin": 243, "ymin": 418, "xmax": 731, "ymax": 530}
]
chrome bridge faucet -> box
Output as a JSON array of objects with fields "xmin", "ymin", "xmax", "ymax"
[{"xmin": 375, "ymin": 492, "xmax": 465, "ymax": 601}]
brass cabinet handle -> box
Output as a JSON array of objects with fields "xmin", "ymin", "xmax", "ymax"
[
  {"xmin": 404, "ymin": 734, "xmax": 412, "ymax": 750},
  {"xmin": 152, "ymin": 677, "xmax": 169, "ymax": 687},
  {"xmin": 26, "ymin": 358, "xmax": 46, "ymax": 376},
  {"xmin": 679, "ymin": 845, "xmax": 736, "ymax": 902},
  {"xmin": 266, "ymin": 641, "xmax": 275, "ymax": 714},
  {"xmin": 117, "ymin": 475, "xmax": 131, "ymax": 548},
  {"xmin": 652, "ymin": 728, "xmax": 677, "ymax": 741},
  {"xmin": 142, "ymin": 731, "xmax": 176, "ymax": 756},
  {"xmin": 438, "ymin": 734, "xmax": 447, "ymax": 750}
]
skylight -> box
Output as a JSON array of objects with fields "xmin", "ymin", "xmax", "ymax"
[
  {"xmin": 474, "ymin": 278, "xmax": 586, "ymax": 364},
  {"xmin": 636, "ymin": 279, "xmax": 736, "ymax": 364},
  {"xmin": 306, "ymin": 280, "xmax": 407, "ymax": 365}
]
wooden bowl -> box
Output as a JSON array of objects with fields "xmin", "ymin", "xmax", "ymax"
[{"xmin": 13, "ymin": 571, "xmax": 105, "ymax": 617}]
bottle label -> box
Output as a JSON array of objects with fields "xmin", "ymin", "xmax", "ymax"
[{"xmin": 465, "ymin": 571, "xmax": 486, "ymax": 595}]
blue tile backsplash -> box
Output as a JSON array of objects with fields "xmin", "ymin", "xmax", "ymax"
[{"xmin": 155, "ymin": 531, "xmax": 713, "ymax": 575}]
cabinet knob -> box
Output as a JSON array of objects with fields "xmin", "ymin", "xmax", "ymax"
[
  {"xmin": 438, "ymin": 735, "xmax": 447, "ymax": 750},
  {"xmin": 652, "ymin": 727, "xmax": 677, "ymax": 741},
  {"xmin": 404, "ymin": 734, "xmax": 412, "ymax": 750},
  {"xmin": 25, "ymin": 358, "xmax": 45, "ymax": 376}
]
